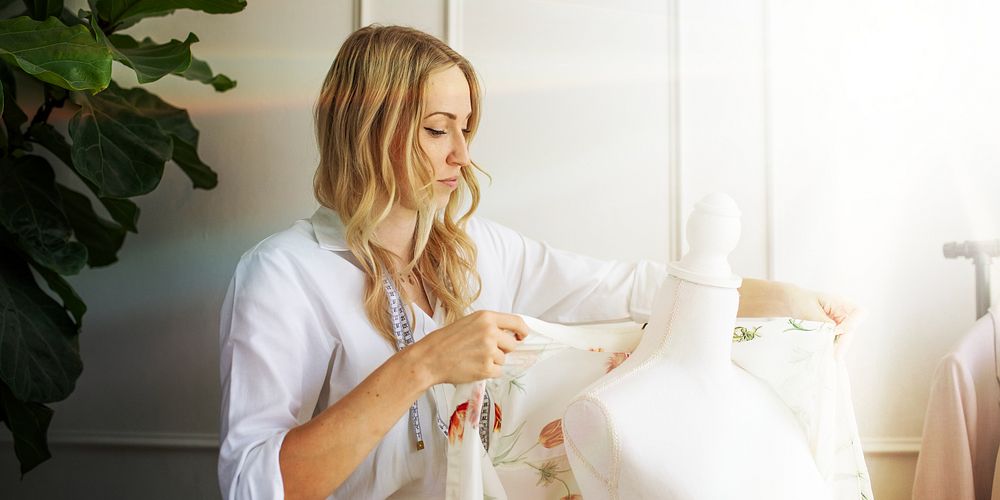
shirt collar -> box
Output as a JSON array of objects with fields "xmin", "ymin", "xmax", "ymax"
[{"xmin": 310, "ymin": 205, "xmax": 350, "ymax": 251}]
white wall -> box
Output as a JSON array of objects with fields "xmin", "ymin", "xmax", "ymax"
[{"xmin": 3, "ymin": 1, "xmax": 996, "ymax": 499}]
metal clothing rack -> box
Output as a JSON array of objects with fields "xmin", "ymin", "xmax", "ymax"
[{"xmin": 943, "ymin": 239, "xmax": 1000, "ymax": 319}]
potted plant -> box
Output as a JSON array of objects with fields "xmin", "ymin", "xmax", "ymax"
[{"xmin": 0, "ymin": 0, "xmax": 245, "ymax": 476}]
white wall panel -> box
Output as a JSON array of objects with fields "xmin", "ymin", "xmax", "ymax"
[
  {"xmin": 677, "ymin": 0, "xmax": 770, "ymax": 280},
  {"xmin": 461, "ymin": 0, "xmax": 671, "ymax": 264},
  {"xmin": 367, "ymin": 0, "xmax": 446, "ymax": 38},
  {"xmin": 766, "ymin": 3, "xmax": 1000, "ymax": 498}
]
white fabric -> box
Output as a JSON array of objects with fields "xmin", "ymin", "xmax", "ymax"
[
  {"xmin": 217, "ymin": 205, "xmax": 667, "ymax": 499},
  {"xmin": 441, "ymin": 278, "xmax": 872, "ymax": 499}
]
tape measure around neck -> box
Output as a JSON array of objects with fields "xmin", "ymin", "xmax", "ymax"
[{"xmin": 382, "ymin": 274, "xmax": 491, "ymax": 452}]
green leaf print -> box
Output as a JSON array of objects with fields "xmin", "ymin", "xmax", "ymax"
[
  {"xmin": 783, "ymin": 318, "xmax": 817, "ymax": 332},
  {"xmin": 732, "ymin": 325, "xmax": 763, "ymax": 342}
]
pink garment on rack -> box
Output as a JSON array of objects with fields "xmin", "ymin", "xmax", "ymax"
[{"xmin": 912, "ymin": 305, "xmax": 1000, "ymax": 500}]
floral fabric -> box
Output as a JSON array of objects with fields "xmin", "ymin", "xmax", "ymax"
[{"xmin": 441, "ymin": 316, "xmax": 874, "ymax": 500}]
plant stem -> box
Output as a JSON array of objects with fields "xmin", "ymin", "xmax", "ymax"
[{"xmin": 23, "ymin": 85, "xmax": 67, "ymax": 142}]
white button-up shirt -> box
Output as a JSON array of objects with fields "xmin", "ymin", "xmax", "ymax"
[{"xmin": 218, "ymin": 206, "xmax": 667, "ymax": 499}]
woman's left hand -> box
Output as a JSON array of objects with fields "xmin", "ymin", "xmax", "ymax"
[{"xmin": 786, "ymin": 284, "xmax": 867, "ymax": 359}]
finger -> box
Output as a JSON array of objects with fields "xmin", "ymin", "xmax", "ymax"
[
  {"xmin": 491, "ymin": 348, "xmax": 506, "ymax": 367},
  {"xmin": 496, "ymin": 330, "xmax": 520, "ymax": 353},
  {"xmin": 493, "ymin": 313, "xmax": 531, "ymax": 340},
  {"xmin": 833, "ymin": 305, "xmax": 867, "ymax": 337},
  {"xmin": 834, "ymin": 330, "xmax": 855, "ymax": 360}
]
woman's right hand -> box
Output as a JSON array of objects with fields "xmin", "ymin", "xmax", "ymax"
[{"xmin": 410, "ymin": 310, "xmax": 530, "ymax": 385}]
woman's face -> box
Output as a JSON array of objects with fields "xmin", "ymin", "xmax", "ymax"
[{"xmin": 415, "ymin": 64, "xmax": 472, "ymax": 209}]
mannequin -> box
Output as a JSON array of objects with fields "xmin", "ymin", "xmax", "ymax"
[{"xmin": 562, "ymin": 193, "xmax": 831, "ymax": 500}]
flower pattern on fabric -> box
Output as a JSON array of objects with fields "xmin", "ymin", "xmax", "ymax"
[
  {"xmin": 605, "ymin": 352, "xmax": 630, "ymax": 372},
  {"xmin": 732, "ymin": 325, "xmax": 763, "ymax": 342},
  {"xmin": 538, "ymin": 419, "xmax": 565, "ymax": 449},
  {"xmin": 494, "ymin": 403, "xmax": 502, "ymax": 433},
  {"xmin": 532, "ymin": 458, "xmax": 571, "ymax": 488},
  {"xmin": 469, "ymin": 383, "xmax": 486, "ymax": 429},
  {"xmin": 448, "ymin": 401, "xmax": 468, "ymax": 445},
  {"xmin": 444, "ymin": 316, "xmax": 872, "ymax": 500}
]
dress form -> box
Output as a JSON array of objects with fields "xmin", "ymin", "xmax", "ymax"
[{"xmin": 562, "ymin": 193, "xmax": 830, "ymax": 500}]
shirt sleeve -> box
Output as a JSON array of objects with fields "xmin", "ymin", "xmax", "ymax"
[
  {"xmin": 472, "ymin": 217, "xmax": 668, "ymax": 324},
  {"xmin": 218, "ymin": 247, "xmax": 337, "ymax": 499}
]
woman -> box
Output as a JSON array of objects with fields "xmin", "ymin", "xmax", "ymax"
[{"xmin": 218, "ymin": 25, "xmax": 861, "ymax": 500}]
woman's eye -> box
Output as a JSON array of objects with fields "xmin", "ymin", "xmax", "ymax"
[{"xmin": 424, "ymin": 127, "xmax": 446, "ymax": 136}]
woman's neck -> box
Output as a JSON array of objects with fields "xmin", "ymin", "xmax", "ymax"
[{"xmin": 376, "ymin": 204, "xmax": 418, "ymax": 261}]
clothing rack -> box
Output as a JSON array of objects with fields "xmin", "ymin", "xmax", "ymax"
[{"xmin": 943, "ymin": 239, "xmax": 1000, "ymax": 319}]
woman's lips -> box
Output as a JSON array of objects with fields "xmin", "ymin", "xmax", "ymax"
[{"xmin": 438, "ymin": 178, "xmax": 458, "ymax": 188}]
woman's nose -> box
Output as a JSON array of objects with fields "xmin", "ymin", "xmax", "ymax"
[{"xmin": 449, "ymin": 132, "xmax": 470, "ymax": 167}]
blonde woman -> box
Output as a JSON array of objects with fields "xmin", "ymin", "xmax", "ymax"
[{"xmin": 218, "ymin": 25, "xmax": 862, "ymax": 500}]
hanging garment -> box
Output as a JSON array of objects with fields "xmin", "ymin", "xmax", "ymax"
[
  {"xmin": 913, "ymin": 305, "xmax": 1000, "ymax": 500},
  {"xmin": 441, "ymin": 316, "xmax": 873, "ymax": 500}
]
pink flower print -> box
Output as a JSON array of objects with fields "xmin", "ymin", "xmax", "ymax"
[
  {"xmin": 605, "ymin": 352, "xmax": 630, "ymax": 372},
  {"xmin": 468, "ymin": 383, "xmax": 485, "ymax": 429},
  {"xmin": 538, "ymin": 419, "xmax": 564, "ymax": 449},
  {"xmin": 448, "ymin": 401, "xmax": 468, "ymax": 446},
  {"xmin": 493, "ymin": 403, "xmax": 502, "ymax": 432}
]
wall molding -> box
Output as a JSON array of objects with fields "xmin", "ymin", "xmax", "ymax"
[
  {"xmin": 761, "ymin": 0, "xmax": 775, "ymax": 281},
  {"xmin": 445, "ymin": 0, "xmax": 463, "ymax": 51},
  {"xmin": 0, "ymin": 430, "xmax": 218, "ymax": 449},
  {"xmin": 353, "ymin": 0, "xmax": 369, "ymax": 30},
  {"xmin": 0, "ymin": 430, "xmax": 922, "ymax": 456},
  {"xmin": 666, "ymin": 0, "xmax": 682, "ymax": 263},
  {"xmin": 862, "ymin": 437, "xmax": 922, "ymax": 456}
]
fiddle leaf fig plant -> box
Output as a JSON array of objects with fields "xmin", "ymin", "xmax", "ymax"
[{"xmin": 0, "ymin": 0, "xmax": 245, "ymax": 477}]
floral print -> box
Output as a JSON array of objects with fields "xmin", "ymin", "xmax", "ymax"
[
  {"xmin": 468, "ymin": 383, "xmax": 486, "ymax": 429},
  {"xmin": 732, "ymin": 325, "xmax": 763, "ymax": 342},
  {"xmin": 605, "ymin": 352, "xmax": 630, "ymax": 372},
  {"xmin": 444, "ymin": 316, "xmax": 872, "ymax": 500},
  {"xmin": 538, "ymin": 419, "xmax": 564, "ymax": 449},
  {"xmin": 493, "ymin": 403, "xmax": 502, "ymax": 432},
  {"xmin": 448, "ymin": 401, "xmax": 468, "ymax": 446},
  {"xmin": 532, "ymin": 458, "xmax": 570, "ymax": 487}
]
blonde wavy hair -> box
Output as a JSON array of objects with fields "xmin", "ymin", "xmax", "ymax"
[{"xmin": 313, "ymin": 25, "xmax": 488, "ymax": 346}]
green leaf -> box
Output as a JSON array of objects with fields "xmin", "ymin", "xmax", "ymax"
[
  {"xmin": 93, "ymin": 0, "xmax": 246, "ymax": 30},
  {"xmin": 0, "ymin": 155, "xmax": 88, "ymax": 275},
  {"xmin": 27, "ymin": 259, "xmax": 85, "ymax": 327},
  {"xmin": 105, "ymin": 32, "xmax": 198, "ymax": 84},
  {"xmin": 57, "ymin": 7, "xmax": 85, "ymax": 27},
  {"xmin": 1, "ymin": 62, "xmax": 27, "ymax": 149},
  {"xmin": 87, "ymin": 9, "xmax": 198, "ymax": 85},
  {"xmin": 175, "ymin": 55, "xmax": 234, "ymax": 92},
  {"xmin": 55, "ymin": 183, "xmax": 125, "ymax": 267},
  {"xmin": 0, "ymin": 16, "xmax": 112, "ymax": 92},
  {"xmin": 27, "ymin": 122, "xmax": 140, "ymax": 232},
  {"xmin": 0, "ymin": 243, "xmax": 83, "ymax": 403},
  {"xmin": 113, "ymin": 82, "xmax": 218, "ymax": 189},
  {"xmin": 97, "ymin": 196, "xmax": 138, "ymax": 232},
  {"xmin": 20, "ymin": 0, "xmax": 62, "ymax": 21},
  {"xmin": 69, "ymin": 83, "xmax": 173, "ymax": 198},
  {"xmin": 170, "ymin": 138, "xmax": 216, "ymax": 188},
  {"xmin": 0, "ymin": 380, "xmax": 54, "ymax": 477}
]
